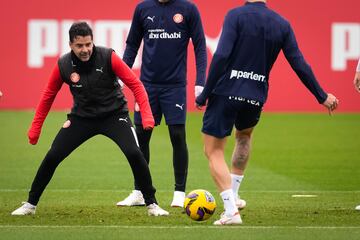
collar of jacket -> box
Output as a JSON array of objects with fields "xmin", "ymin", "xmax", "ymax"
[{"xmin": 70, "ymin": 45, "xmax": 97, "ymax": 73}]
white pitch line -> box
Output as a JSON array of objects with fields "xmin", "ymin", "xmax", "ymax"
[
  {"xmin": 292, "ymin": 195, "xmax": 318, "ymax": 198},
  {"xmin": 0, "ymin": 225, "xmax": 359, "ymax": 230},
  {"xmin": 0, "ymin": 189, "xmax": 164, "ymax": 193},
  {"xmin": 0, "ymin": 189, "xmax": 359, "ymax": 193}
]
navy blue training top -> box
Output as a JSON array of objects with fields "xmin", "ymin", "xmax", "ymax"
[
  {"xmin": 123, "ymin": 0, "xmax": 207, "ymax": 88},
  {"xmin": 196, "ymin": 2, "xmax": 327, "ymax": 105}
]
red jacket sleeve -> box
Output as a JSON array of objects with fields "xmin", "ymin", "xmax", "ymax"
[
  {"xmin": 111, "ymin": 52, "xmax": 154, "ymax": 129},
  {"xmin": 28, "ymin": 64, "xmax": 63, "ymax": 145}
]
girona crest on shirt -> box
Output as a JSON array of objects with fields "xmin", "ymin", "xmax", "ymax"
[
  {"xmin": 173, "ymin": 13, "xmax": 184, "ymax": 24},
  {"xmin": 70, "ymin": 72, "xmax": 80, "ymax": 83}
]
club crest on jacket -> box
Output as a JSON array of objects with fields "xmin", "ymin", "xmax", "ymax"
[{"xmin": 70, "ymin": 72, "xmax": 80, "ymax": 83}]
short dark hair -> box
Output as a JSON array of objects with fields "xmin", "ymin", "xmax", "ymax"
[{"xmin": 69, "ymin": 22, "xmax": 93, "ymax": 43}]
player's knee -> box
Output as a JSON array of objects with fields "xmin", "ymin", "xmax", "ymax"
[
  {"xmin": 203, "ymin": 145, "xmax": 214, "ymax": 160},
  {"xmin": 169, "ymin": 125, "xmax": 186, "ymax": 144},
  {"xmin": 236, "ymin": 127, "xmax": 254, "ymax": 139},
  {"xmin": 204, "ymin": 147, "xmax": 210, "ymax": 159},
  {"xmin": 42, "ymin": 148, "xmax": 65, "ymax": 167},
  {"xmin": 135, "ymin": 125, "xmax": 152, "ymax": 143},
  {"xmin": 123, "ymin": 147, "xmax": 143, "ymax": 162}
]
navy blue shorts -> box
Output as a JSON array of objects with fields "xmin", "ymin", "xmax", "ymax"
[
  {"xmin": 202, "ymin": 95, "xmax": 263, "ymax": 138},
  {"xmin": 134, "ymin": 86, "xmax": 186, "ymax": 126}
]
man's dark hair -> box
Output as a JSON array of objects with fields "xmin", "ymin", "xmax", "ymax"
[{"xmin": 69, "ymin": 22, "xmax": 93, "ymax": 43}]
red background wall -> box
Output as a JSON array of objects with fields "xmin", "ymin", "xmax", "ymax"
[{"xmin": 0, "ymin": 0, "xmax": 359, "ymax": 112}]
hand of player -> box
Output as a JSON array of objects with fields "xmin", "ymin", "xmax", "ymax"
[
  {"xmin": 142, "ymin": 122, "xmax": 154, "ymax": 131},
  {"xmin": 322, "ymin": 93, "xmax": 339, "ymax": 116},
  {"xmin": 195, "ymin": 94, "xmax": 206, "ymax": 110},
  {"xmin": 195, "ymin": 85, "xmax": 204, "ymax": 98},
  {"xmin": 354, "ymin": 72, "xmax": 360, "ymax": 93},
  {"xmin": 28, "ymin": 129, "xmax": 40, "ymax": 145},
  {"xmin": 142, "ymin": 116, "xmax": 155, "ymax": 131},
  {"xmin": 143, "ymin": 126, "xmax": 154, "ymax": 131},
  {"xmin": 195, "ymin": 103, "xmax": 203, "ymax": 110},
  {"xmin": 134, "ymin": 102, "xmax": 140, "ymax": 112}
]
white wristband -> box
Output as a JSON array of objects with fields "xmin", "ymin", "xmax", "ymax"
[{"xmin": 195, "ymin": 85, "xmax": 204, "ymax": 98}]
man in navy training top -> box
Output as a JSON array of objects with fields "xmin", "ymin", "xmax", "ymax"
[
  {"xmin": 196, "ymin": 0, "xmax": 339, "ymax": 225},
  {"xmin": 117, "ymin": 0, "xmax": 207, "ymax": 208}
]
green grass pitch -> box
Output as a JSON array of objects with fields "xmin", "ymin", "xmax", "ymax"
[{"xmin": 0, "ymin": 111, "xmax": 359, "ymax": 239}]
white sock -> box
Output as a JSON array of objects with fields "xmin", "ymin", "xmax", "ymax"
[
  {"xmin": 24, "ymin": 202, "xmax": 36, "ymax": 209},
  {"xmin": 220, "ymin": 189, "xmax": 238, "ymax": 216},
  {"xmin": 231, "ymin": 174, "xmax": 244, "ymax": 199},
  {"xmin": 133, "ymin": 190, "xmax": 143, "ymax": 197},
  {"xmin": 173, "ymin": 191, "xmax": 185, "ymax": 198}
]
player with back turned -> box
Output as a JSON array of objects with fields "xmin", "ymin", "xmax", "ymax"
[{"xmin": 196, "ymin": 0, "xmax": 339, "ymax": 225}]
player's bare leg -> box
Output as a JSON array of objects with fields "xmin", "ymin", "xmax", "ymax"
[
  {"xmin": 203, "ymin": 134, "xmax": 241, "ymax": 225},
  {"xmin": 203, "ymin": 134, "xmax": 230, "ymax": 192},
  {"xmin": 231, "ymin": 128, "xmax": 253, "ymax": 175}
]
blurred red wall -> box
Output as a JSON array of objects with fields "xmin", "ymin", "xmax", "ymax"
[{"xmin": 0, "ymin": 0, "xmax": 359, "ymax": 112}]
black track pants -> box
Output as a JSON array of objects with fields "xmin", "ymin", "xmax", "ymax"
[
  {"xmin": 28, "ymin": 113, "xmax": 157, "ymax": 206},
  {"xmin": 135, "ymin": 124, "xmax": 188, "ymax": 192}
]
